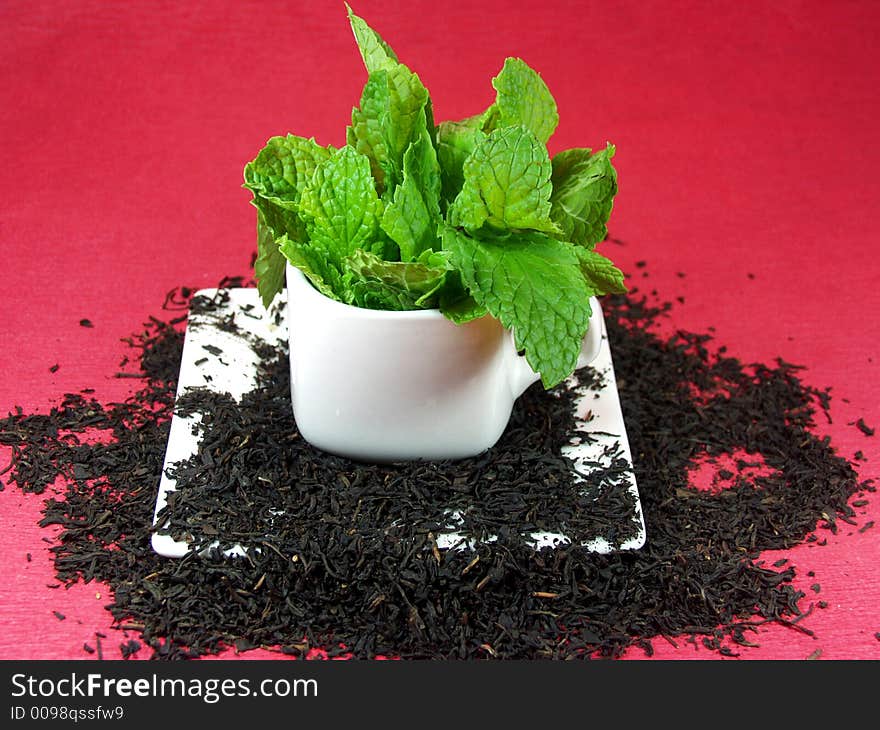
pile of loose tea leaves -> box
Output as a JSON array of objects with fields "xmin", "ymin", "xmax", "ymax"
[
  {"xmin": 160, "ymin": 289, "xmax": 642, "ymax": 561},
  {"xmin": 0, "ymin": 273, "xmax": 873, "ymax": 659}
]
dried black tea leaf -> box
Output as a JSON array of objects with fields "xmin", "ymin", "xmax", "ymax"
[{"xmin": 0, "ymin": 269, "xmax": 873, "ymax": 660}]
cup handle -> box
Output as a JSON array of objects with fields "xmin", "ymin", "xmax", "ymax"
[
  {"xmin": 505, "ymin": 330, "xmax": 542, "ymax": 399},
  {"xmin": 576, "ymin": 297, "xmax": 604, "ymax": 369}
]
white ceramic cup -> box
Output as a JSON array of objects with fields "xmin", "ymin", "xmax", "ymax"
[{"xmin": 285, "ymin": 263, "xmax": 603, "ymax": 461}]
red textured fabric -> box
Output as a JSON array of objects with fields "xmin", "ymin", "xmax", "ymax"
[{"xmin": 1, "ymin": 0, "xmax": 878, "ymax": 660}]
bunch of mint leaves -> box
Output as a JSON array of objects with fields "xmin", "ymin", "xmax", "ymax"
[{"xmin": 243, "ymin": 5, "xmax": 626, "ymax": 388}]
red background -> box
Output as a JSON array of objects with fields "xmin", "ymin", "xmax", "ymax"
[{"xmin": 1, "ymin": 0, "xmax": 878, "ymax": 660}]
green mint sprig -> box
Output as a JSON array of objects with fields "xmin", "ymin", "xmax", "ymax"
[{"xmin": 243, "ymin": 4, "xmax": 626, "ymax": 388}]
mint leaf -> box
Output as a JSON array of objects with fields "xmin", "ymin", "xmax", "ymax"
[
  {"xmin": 345, "ymin": 279, "xmax": 418, "ymax": 311},
  {"xmin": 437, "ymin": 116, "xmax": 486, "ymax": 208},
  {"xmin": 437, "ymin": 268, "xmax": 487, "ymax": 324},
  {"xmin": 549, "ymin": 144, "xmax": 617, "ymax": 249},
  {"xmin": 436, "ymin": 58, "xmax": 556, "ymax": 208},
  {"xmin": 439, "ymin": 295, "xmax": 487, "ymax": 324},
  {"xmin": 243, "ymin": 135, "xmax": 332, "ymax": 206},
  {"xmin": 249, "ymin": 194, "xmax": 304, "ymax": 241},
  {"xmin": 348, "ymin": 63, "xmax": 431, "ymax": 194},
  {"xmin": 277, "ymin": 235, "xmax": 344, "ymax": 301},
  {"xmin": 442, "ymin": 226, "xmax": 592, "ymax": 388},
  {"xmin": 573, "ymin": 247, "xmax": 627, "ymax": 295},
  {"xmin": 448, "ymin": 125, "xmax": 559, "ymax": 235},
  {"xmin": 488, "ymin": 57, "xmax": 558, "ymax": 144},
  {"xmin": 248, "ymin": 195, "xmax": 304, "ymax": 306},
  {"xmin": 424, "ymin": 96, "xmax": 438, "ymax": 148},
  {"xmin": 415, "ymin": 249, "xmax": 488, "ymax": 322},
  {"xmin": 343, "ymin": 249, "xmax": 448, "ymax": 310},
  {"xmin": 299, "ymin": 146, "xmax": 384, "ymax": 264},
  {"xmin": 243, "ymin": 135, "xmax": 332, "ymax": 304},
  {"xmin": 254, "ymin": 210, "xmax": 288, "ymax": 307},
  {"xmin": 380, "ymin": 128, "xmax": 441, "ymax": 260},
  {"xmin": 346, "ymin": 3, "xmax": 398, "ymax": 73},
  {"xmin": 437, "ymin": 58, "xmax": 555, "ymax": 207},
  {"xmin": 416, "ymin": 248, "xmax": 451, "ymax": 268}
]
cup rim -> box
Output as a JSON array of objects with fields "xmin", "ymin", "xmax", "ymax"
[{"xmin": 286, "ymin": 262, "xmax": 456, "ymax": 322}]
